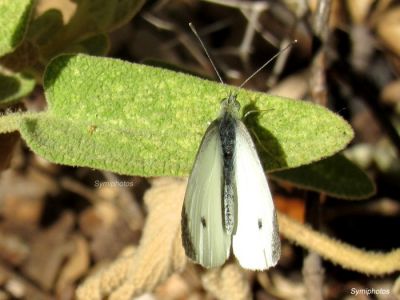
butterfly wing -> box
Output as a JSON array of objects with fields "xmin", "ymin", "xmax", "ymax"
[
  {"xmin": 181, "ymin": 121, "xmax": 231, "ymax": 268},
  {"xmin": 232, "ymin": 120, "xmax": 281, "ymax": 270}
]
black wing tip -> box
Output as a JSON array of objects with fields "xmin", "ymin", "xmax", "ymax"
[{"xmin": 181, "ymin": 207, "xmax": 197, "ymax": 260}]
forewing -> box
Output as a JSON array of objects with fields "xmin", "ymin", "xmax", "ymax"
[
  {"xmin": 181, "ymin": 121, "xmax": 231, "ymax": 268},
  {"xmin": 232, "ymin": 121, "xmax": 281, "ymax": 270}
]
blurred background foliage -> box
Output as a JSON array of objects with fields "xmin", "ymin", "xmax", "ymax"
[{"xmin": 0, "ymin": 0, "xmax": 400, "ymax": 299}]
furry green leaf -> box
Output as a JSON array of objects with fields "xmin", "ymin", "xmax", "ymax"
[
  {"xmin": 0, "ymin": 0, "xmax": 34, "ymax": 56},
  {"xmin": 0, "ymin": 72, "xmax": 35, "ymax": 107},
  {"xmin": 3, "ymin": 54, "xmax": 354, "ymax": 176},
  {"xmin": 271, "ymin": 154, "xmax": 375, "ymax": 199}
]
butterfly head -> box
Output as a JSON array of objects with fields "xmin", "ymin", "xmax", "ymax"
[{"xmin": 220, "ymin": 92, "xmax": 240, "ymax": 118}]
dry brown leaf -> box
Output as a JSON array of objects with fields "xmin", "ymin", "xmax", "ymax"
[
  {"xmin": 0, "ymin": 132, "xmax": 19, "ymax": 171},
  {"xmin": 352, "ymin": 109, "xmax": 382, "ymax": 144},
  {"xmin": 23, "ymin": 212, "xmax": 75, "ymax": 290},
  {"xmin": 76, "ymin": 177, "xmax": 187, "ymax": 300},
  {"xmin": 202, "ymin": 263, "xmax": 251, "ymax": 300},
  {"xmin": 371, "ymin": 0, "xmax": 395, "ymax": 25},
  {"xmin": 0, "ymin": 169, "xmax": 53, "ymax": 225},
  {"xmin": 56, "ymin": 234, "xmax": 90, "ymax": 293},
  {"xmin": 268, "ymin": 71, "xmax": 308, "ymax": 100},
  {"xmin": 0, "ymin": 263, "xmax": 53, "ymax": 300},
  {"xmin": 78, "ymin": 206, "xmax": 106, "ymax": 238},
  {"xmin": 346, "ymin": 0, "xmax": 374, "ymax": 24},
  {"xmin": 154, "ymin": 273, "xmax": 190, "ymax": 299},
  {"xmin": 268, "ymin": 272, "xmax": 306, "ymax": 300},
  {"xmin": 376, "ymin": 7, "xmax": 400, "ymax": 56},
  {"xmin": 0, "ymin": 290, "xmax": 8, "ymax": 300},
  {"xmin": 90, "ymin": 211, "xmax": 138, "ymax": 261},
  {"xmin": 0, "ymin": 230, "xmax": 29, "ymax": 266},
  {"xmin": 2, "ymin": 195, "xmax": 44, "ymax": 226},
  {"xmin": 381, "ymin": 79, "xmax": 400, "ymax": 113}
]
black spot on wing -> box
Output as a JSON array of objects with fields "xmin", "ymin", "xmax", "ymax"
[
  {"xmin": 201, "ymin": 216, "xmax": 207, "ymax": 228},
  {"xmin": 258, "ymin": 218, "xmax": 263, "ymax": 229},
  {"xmin": 181, "ymin": 205, "xmax": 196, "ymax": 260}
]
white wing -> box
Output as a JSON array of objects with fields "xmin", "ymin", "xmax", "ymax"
[
  {"xmin": 232, "ymin": 121, "xmax": 280, "ymax": 270},
  {"xmin": 181, "ymin": 122, "xmax": 231, "ymax": 268}
]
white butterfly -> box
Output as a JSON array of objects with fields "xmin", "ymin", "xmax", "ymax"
[
  {"xmin": 181, "ymin": 92, "xmax": 280, "ymax": 270},
  {"xmin": 181, "ymin": 23, "xmax": 286, "ymax": 271}
]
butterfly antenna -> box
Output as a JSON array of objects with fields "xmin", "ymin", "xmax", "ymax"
[
  {"xmin": 239, "ymin": 39, "xmax": 298, "ymax": 89},
  {"xmin": 189, "ymin": 22, "xmax": 225, "ymax": 85}
]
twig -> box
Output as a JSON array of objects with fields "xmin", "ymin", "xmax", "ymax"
[
  {"xmin": 309, "ymin": 0, "xmax": 332, "ymax": 106},
  {"xmin": 302, "ymin": 252, "xmax": 324, "ymax": 300},
  {"xmin": 142, "ymin": 13, "xmax": 229, "ymax": 77},
  {"xmin": 303, "ymin": 192, "xmax": 324, "ymax": 300},
  {"xmin": 238, "ymin": 2, "xmax": 269, "ymax": 66},
  {"xmin": 201, "ymin": 0, "xmax": 279, "ymax": 52},
  {"xmin": 312, "ymin": 0, "xmax": 331, "ymax": 40},
  {"xmin": 267, "ymin": 38, "xmax": 295, "ymax": 87},
  {"xmin": 303, "ymin": 0, "xmax": 333, "ymax": 298}
]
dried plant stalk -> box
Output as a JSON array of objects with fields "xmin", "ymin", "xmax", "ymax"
[
  {"xmin": 76, "ymin": 178, "xmax": 187, "ymax": 300},
  {"xmin": 202, "ymin": 263, "xmax": 251, "ymax": 300},
  {"xmin": 279, "ymin": 212, "xmax": 400, "ymax": 275}
]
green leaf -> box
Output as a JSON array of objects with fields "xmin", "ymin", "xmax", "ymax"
[
  {"xmin": 0, "ymin": 71, "xmax": 35, "ymax": 107},
  {"xmin": 3, "ymin": 54, "xmax": 353, "ymax": 176},
  {"xmin": 39, "ymin": 0, "xmax": 146, "ymax": 59},
  {"xmin": 27, "ymin": 9, "xmax": 64, "ymax": 46},
  {"xmin": 0, "ymin": 0, "xmax": 34, "ymax": 56},
  {"xmin": 271, "ymin": 154, "xmax": 376, "ymax": 199},
  {"xmin": 0, "ymin": 111, "xmax": 34, "ymax": 133},
  {"xmin": 77, "ymin": 0, "xmax": 147, "ymax": 32},
  {"xmin": 64, "ymin": 34, "xmax": 110, "ymax": 56}
]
